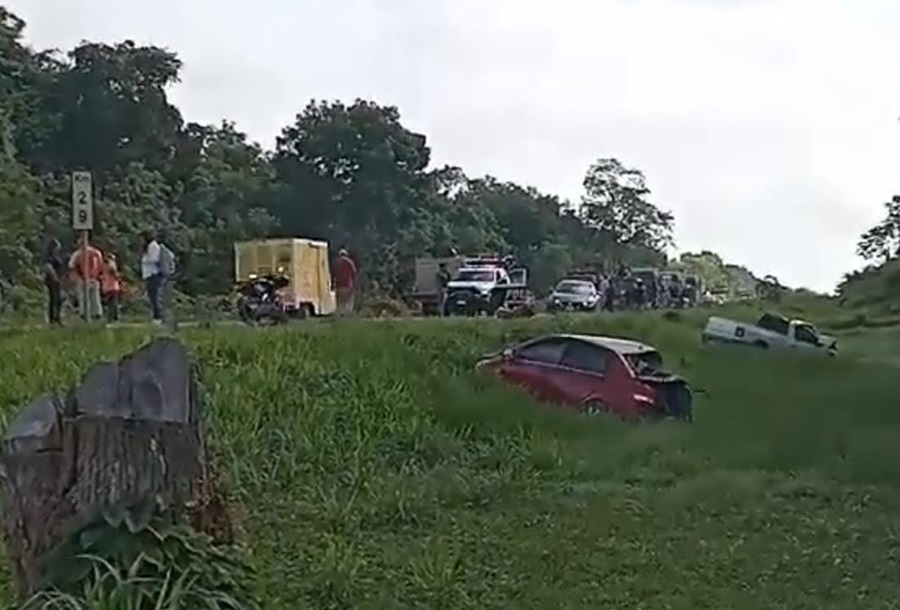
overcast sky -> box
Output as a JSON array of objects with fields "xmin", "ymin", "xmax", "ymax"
[{"xmin": 8, "ymin": 0, "xmax": 900, "ymax": 292}]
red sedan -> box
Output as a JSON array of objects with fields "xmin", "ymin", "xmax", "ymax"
[{"xmin": 476, "ymin": 333, "xmax": 693, "ymax": 422}]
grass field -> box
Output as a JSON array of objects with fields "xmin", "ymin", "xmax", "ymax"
[{"xmin": 0, "ymin": 310, "xmax": 899, "ymax": 608}]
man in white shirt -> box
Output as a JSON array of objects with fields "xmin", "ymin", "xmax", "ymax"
[{"xmin": 140, "ymin": 230, "xmax": 164, "ymax": 323}]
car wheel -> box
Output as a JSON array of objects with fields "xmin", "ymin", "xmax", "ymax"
[{"xmin": 584, "ymin": 400, "xmax": 609, "ymax": 417}]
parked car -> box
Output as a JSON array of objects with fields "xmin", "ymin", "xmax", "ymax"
[
  {"xmin": 701, "ymin": 312, "xmax": 837, "ymax": 355},
  {"xmin": 548, "ymin": 279, "xmax": 600, "ymax": 312},
  {"xmin": 476, "ymin": 334, "xmax": 693, "ymax": 422}
]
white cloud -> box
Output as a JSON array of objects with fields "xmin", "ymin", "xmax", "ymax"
[{"xmin": 7, "ymin": 0, "xmax": 900, "ymax": 291}]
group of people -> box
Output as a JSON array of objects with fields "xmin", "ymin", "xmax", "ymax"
[
  {"xmin": 41, "ymin": 230, "xmax": 172, "ymax": 326},
  {"xmin": 43, "ymin": 235, "xmax": 121, "ymax": 325},
  {"xmin": 599, "ymin": 270, "xmax": 699, "ymax": 312}
]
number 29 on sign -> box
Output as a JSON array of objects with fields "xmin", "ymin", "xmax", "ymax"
[{"xmin": 71, "ymin": 171, "xmax": 94, "ymax": 230}]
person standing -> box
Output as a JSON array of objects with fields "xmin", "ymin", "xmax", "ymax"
[
  {"xmin": 43, "ymin": 238, "xmax": 65, "ymax": 325},
  {"xmin": 140, "ymin": 230, "xmax": 164, "ymax": 324},
  {"xmin": 0, "ymin": 270, "xmax": 6, "ymax": 316},
  {"xmin": 604, "ymin": 276, "xmax": 617, "ymax": 312},
  {"xmin": 333, "ymin": 247, "xmax": 358, "ymax": 316},
  {"xmin": 436, "ymin": 262, "xmax": 451, "ymax": 316},
  {"xmin": 101, "ymin": 253, "xmax": 123, "ymax": 323},
  {"xmin": 67, "ymin": 235, "xmax": 104, "ymax": 321}
]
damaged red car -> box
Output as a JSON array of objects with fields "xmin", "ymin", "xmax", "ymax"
[{"xmin": 476, "ymin": 333, "xmax": 693, "ymax": 422}]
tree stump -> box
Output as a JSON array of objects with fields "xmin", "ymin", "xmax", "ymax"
[{"xmin": 0, "ymin": 337, "xmax": 231, "ymax": 600}]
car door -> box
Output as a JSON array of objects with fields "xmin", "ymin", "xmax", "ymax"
[
  {"xmin": 792, "ymin": 323, "xmax": 821, "ymax": 352},
  {"xmin": 508, "ymin": 267, "xmax": 528, "ymax": 287},
  {"xmin": 490, "ymin": 270, "xmax": 509, "ymax": 310},
  {"xmin": 501, "ymin": 338, "xmax": 568, "ymax": 401},
  {"xmin": 548, "ymin": 341, "xmax": 612, "ymax": 412}
]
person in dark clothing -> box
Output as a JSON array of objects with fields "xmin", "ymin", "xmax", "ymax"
[
  {"xmin": 0, "ymin": 270, "xmax": 8, "ymax": 315},
  {"xmin": 43, "ymin": 238, "xmax": 65, "ymax": 325},
  {"xmin": 604, "ymin": 277, "xmax": 617, "ymax": 312},
  {"xmin": 436, "ymin": 262, "xmax": 452, "ymax": 316}
]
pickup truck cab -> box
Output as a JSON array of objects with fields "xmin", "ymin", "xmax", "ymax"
[
  {"xmin": 448, "ymin": 266, "xmax": 510, "ymax": 294},
  {"xmin": 701, "ymin": 312, "xmax": 837, "ymax": 355},
  {"xmin": 445, "ymin": 263, "xmax": 527, "ymax": 316}
]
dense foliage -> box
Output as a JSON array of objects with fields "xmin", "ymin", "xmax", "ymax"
[
  {"xmin": 839, "ymin": 195, "xmax": 900, "ymax": 310},
  {"xmin": 0, "ymin": 7, "xmax": 770, "ymax": 302}
]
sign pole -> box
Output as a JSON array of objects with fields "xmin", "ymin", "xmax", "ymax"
[
  {"xmin": 79, "ymin": 231, "xmax": 87, "ymax": 322},
  {"xmin": 71, "ymin": 172, "xmax": 94, "ymax": 323}
]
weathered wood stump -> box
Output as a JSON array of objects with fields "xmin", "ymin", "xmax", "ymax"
[{"xmin": 0, "ymin": 337, "xmax": 231, "ymax": 599}]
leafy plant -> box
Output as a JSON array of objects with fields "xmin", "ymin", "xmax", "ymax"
[{"xmin": 23, "ymin": 498, "xmax": 260, "ymax": 610}]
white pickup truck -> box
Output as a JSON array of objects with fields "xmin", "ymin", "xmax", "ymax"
[{"xmin": 701, "ymin": 313, "xmax": 837, "ymax": 355}]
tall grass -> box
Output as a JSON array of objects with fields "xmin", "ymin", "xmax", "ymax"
[{"xmin": 0, "ymin": 311, "xmax": 898, "ymax": 608}]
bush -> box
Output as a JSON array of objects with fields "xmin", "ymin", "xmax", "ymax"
[{"xmin": 23, "ymin": 498, "xmax": 260, "ymax": 610}]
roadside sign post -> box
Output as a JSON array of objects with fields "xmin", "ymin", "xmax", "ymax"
[{"xmin": 71, "ymin": 172, "xmax": 94, "ymax": 323}]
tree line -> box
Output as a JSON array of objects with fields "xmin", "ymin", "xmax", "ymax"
[
  {"xmin": 837, "ymin": 195, "xmax": 900, "ymax": 308},
  {"xmin": 1, "ymin": 7, "xmax": 759, "ymax": 302}
]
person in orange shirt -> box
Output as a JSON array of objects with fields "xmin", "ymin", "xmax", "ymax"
[
  {"xmin": 100, "ymin": 253, "xmax": 123, "ymax": 323},
  {"xmin": 68, "ymin": 235, "xmax": 104, "ymax": 320}
]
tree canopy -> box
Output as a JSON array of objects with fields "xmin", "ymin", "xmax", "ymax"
[
  {"xmin": 838, "ymin": 195, "xmax": 900, "ymax": 309},
  {"xmin": 0, "ymin": 7, "xmax": 758, "ymax": 299}
]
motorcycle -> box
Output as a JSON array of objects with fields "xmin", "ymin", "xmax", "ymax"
[{"xmin": 235, "ymin": 274, "xmax": 290, "ymax": 325}]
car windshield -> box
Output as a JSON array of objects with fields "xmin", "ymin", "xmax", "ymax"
[
  {"xmin": 555, "ymin": 281, "xmax": 593, "ymax": 294},
  {"xmin": 453, "ymin": 269, "xmax": 494, "ymax": 282},
  {"xmin": 626, "ymin": 350, "xmax": 664, "ymax": 374}
]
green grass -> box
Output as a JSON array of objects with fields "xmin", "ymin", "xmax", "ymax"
[{"xmin": 1, "ymin": 311, "xmax": 899, "ymax": 608}]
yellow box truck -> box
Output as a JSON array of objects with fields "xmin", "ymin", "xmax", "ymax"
[{"xmin": 233, "ymin": 238, "xmax": 336, "ymax": 317}]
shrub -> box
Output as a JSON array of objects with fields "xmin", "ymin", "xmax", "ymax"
[{"xmin": 22, "ymin": 498, "xmax": 260, "ymax": 610}]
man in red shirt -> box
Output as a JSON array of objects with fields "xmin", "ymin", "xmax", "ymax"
[{"xmin": 333, "ymin": 247, "xmax": 358, "ymax": 316}]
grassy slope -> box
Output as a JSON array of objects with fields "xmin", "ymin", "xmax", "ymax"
[{"xmin": 0, "ymin": 311, "xmax": 899, "ymax": 608}]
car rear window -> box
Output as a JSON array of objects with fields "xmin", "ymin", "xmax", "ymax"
[
  {"xmin": 627, "ymin": 350, "xmax": 663, "ymax": 373},
  {"xmin": 757, "ymin": 313, "xmax": 790, "ymax": 335}
]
